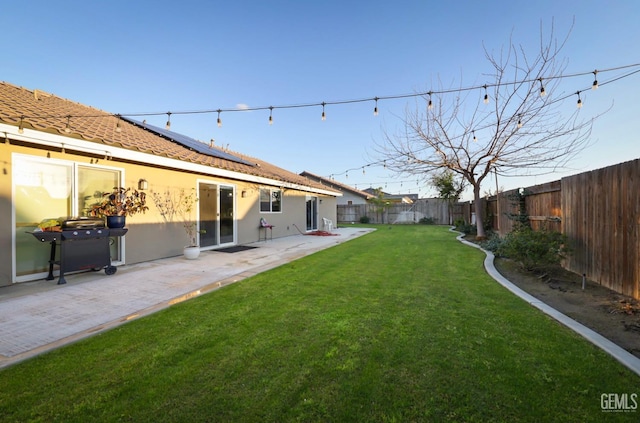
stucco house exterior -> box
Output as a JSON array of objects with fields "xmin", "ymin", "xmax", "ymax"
[
  {"xmin": 299, "ymin": 171, "xmax": 373, "ymax": 205},
  {"xmin": 0, "ymin": 82, "xmax": 340, "ymax": 286}
]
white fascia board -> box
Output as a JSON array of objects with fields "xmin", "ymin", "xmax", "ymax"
[{"xmin": 1, "ymin": 124, "xmax": 341, "ymax": 197}]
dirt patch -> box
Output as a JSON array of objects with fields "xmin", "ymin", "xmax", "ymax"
[{"xmin": 494, "ymin": 257, "xmax": 640, "ymax": 359}]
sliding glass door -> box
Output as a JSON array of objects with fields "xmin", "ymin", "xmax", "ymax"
[
  {"xmin": 13, "ymin": 154, "xmax": 122, "ymax": 282},
  {"xmin": 198, "ymin": 182, "xmax": 235, "ymax": 248}
]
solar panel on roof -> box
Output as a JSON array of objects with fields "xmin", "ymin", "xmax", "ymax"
[{"xmin": 122, "ymin": 117, "xmax": 255, "ymax": 166}]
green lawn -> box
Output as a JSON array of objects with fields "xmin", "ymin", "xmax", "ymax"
[{"xmin": 1, "ymin": 225, "xmax": 638, "ymax": 422}]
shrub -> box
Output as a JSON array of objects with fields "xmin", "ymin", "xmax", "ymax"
[
  {"xmin": 497, "ymin": 228, "xmax": 570, "ymax": 271},
  {"xmin": 456, "ymin": 222, "xmax": 476, "ymax": 235},
  {"xmin": 419, "ymin": 217, "xmax": 436, "ymax": 225},
  {"xmin": 359, "ymin": 216, "xmax": 370, "ymax": 224},
  {"xmin": 480, "ymin": 233, "xmax": 503, "ymax": 252}
]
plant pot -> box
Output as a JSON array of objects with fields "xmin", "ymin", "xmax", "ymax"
[
  {"xmin": 106, "ymin": 215, "xmax": 126, "ymax": 229},
  {"xmin": 183, "ymin": 246, "xmax": 200, "ymax": 260}
]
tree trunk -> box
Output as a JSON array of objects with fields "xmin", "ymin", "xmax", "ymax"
[{"xmin": 474, "ymin": 185, "xmax": 486, "ymax": 240}]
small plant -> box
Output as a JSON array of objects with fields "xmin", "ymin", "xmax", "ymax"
[
  {"xmin": 497, "ymin": 227, "xmax": 570, "ymax": 271},
  {"xmin": 89, "ymin": 187, "xmax": 148, "ymax": 217},
  {"xmin": 359, "ymin": 216, "xmax": 370, "ymax": 224}
]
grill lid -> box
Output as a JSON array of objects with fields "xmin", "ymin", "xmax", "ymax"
[{"xmin": 61, "ymin": 217, "xmax": 105, "ymax": 229}]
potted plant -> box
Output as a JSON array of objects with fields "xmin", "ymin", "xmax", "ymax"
[
  {"xmin": 89, "ymin": 187, "xmax": 148, "ymax": 228},
  {"xmin": 151, "ymin": 188, "xmax": 204, "ymax": 259}
]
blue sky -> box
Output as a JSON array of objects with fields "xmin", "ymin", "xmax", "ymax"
[{"xmin": 4, "ymin": 1, "xmax": 640, "ymax": 199}]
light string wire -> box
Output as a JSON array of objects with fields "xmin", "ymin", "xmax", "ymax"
[
  {"xmin": 7, "ymin": 62, "xmax": 640, "ymax": 190},
  {"xmin": 7, "ymin": 63, "xmax": 639, "ymax": 121},
  {"xmin": 326, "ymin": 66, "xmax": 640, "ymax": 180}
]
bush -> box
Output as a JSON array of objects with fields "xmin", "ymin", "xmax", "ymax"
[
  {"xmin": 480, "ymin": 233, "xmax": 503, "ymax": 252},
  {"xmin": 456, "ymin": 222, "xmax": 476, "ymax": 235},
  {"xmin": 419, "ymin": 217, "xmax": 436, "ymax": 225},
  {"xmin": 497, "ymin": 228, "xmax": 570, "ymax": 271},
  {"xmin": 359, "ymin": 216, "xmax": 370, "ymax": 224}
]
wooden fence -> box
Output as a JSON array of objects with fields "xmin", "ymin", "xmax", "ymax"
[
  {"xmin": 562, "ymin": 160, "xmax": 640, "ymax": 299},
  {"xmin": 456, "ymin": 160, "xmax": 639, "ymax": 299},
  {"xmin": 337, "ymin": 198, "xmax": 450, "ymax": 225}
]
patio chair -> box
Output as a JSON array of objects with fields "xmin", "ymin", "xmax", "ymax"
[
  {"xmin": 322, "ymin": 217, "xmax": 333, "ymax": 232},
  {"xmin": 259, "ymin": 218, "xmax": 274, "ymax": 241}
]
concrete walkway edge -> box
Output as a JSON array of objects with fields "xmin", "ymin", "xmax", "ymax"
[{"xmin": 452, "ymin": 228, "xmax": 640, "ymax": 377}]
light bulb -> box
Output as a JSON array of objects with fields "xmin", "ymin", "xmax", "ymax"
[
  {"xmin": 576, "ymin": 92, "xmax": 582, "ymax": 108},
  {"xmin": 217, "ymin": 110, "xmax": 222, "ymax": 127},
  {"xmin": 269, "ymin": 107, "xmax": 273, "ymax": 125},
  {"xmin": 165, "ymin": 112, "xmax": 171, "ymax": 130},
  {"xmin": 374, "ymin": 98, "xmax": 379, "ymax": 116},
  {"xmin": 321, "ymin": 102, "xmax": 326, "ymax": 121},
  {"xmin": 592, "ymin": 70, "xmax": 598, "ymax": 90},
  {"xmin": 539, "ymin": 79, "xmax": 546, "ymax": 97},
  {"xmin": 483, "ymin": 86, "xmax": 489, "ymax": 104},
  {"xmin": 18, "ymin": 116, "xmax": 24, "ymax": 134}
]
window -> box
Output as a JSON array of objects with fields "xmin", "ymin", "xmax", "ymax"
[{"xmin": 260, "ymin": 188, "xmax": 282, "ymax": 212}]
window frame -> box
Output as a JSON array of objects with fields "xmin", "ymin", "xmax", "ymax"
[{"xmin": 259, "ymin": 187, "xmax": 282, "ymax": 213}]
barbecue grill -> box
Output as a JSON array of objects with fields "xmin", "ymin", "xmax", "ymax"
[{"xmin": 30, "ymin": 217, "xmax": 128, "ymax": 285}]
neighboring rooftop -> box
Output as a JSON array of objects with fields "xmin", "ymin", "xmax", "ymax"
[{"xmin": 300, "ymin": 171, "xmax": 374, "ymax": 199}]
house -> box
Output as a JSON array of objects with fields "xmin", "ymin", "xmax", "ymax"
[
  {"xmin": 362, "ymin": 188, "xmax": 418, "ymax": 204},
  {"xmin": 0, "ymin": 82, "xmax": 340, "ymax": 286},
  {"xmin": 299, "ymin": 171, "xmax": 374, "ymax": 205}
]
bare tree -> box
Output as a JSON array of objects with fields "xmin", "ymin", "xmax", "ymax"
[{"xmin": 376, "ymin": 23, "xmax": 603, "ymax": 239}]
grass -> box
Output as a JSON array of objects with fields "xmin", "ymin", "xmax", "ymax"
[{"xmin": 1, "ymin": 225, "xmax": 638, "ymax": 422}]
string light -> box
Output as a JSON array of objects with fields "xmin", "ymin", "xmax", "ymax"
[
  {"xmin": 165, "ymin": 112, "xmax": 171, "ymax": 130},
  {"xmin": 373, "ymin": 97, "xmax": 379, "ymax": 116},
  {"xmin": 576, "ymin": 91, "xmax": 583, "ymax": 108},
  {"xmin": 5, "ymin": 62, "xmax": 639, "ymax": 141},
  {"xmin": 269, "ymin": 106, "xmax": 273, "ymax": 125},
  {"xmin": 64, "ymin": 115, "xmax": 71, "ymax": 133}
]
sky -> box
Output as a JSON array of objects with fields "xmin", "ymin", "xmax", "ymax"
[{"xmin": 4, "ymin": 0, "xmax": 640, "ymax": 200}]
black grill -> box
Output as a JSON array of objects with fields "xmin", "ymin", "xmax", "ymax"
[{"xmin": 30, "ymin": 217, "xmax": 128, "ymax": 285}]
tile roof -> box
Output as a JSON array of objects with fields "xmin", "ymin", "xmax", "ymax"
[{"xmin": 0, "ymin": 81, "xmax": 336, "ymax": 193}]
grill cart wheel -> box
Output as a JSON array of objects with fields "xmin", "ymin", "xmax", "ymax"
[{"xmin": 105, "ymin": 266, "xmax": 117, "ymax": 275}]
